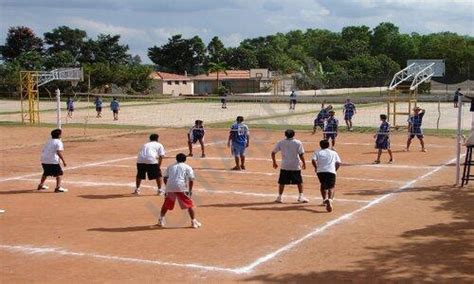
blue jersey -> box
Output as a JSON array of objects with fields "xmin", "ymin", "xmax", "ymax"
[
  {"xmin": 408, "ymin": 111, "xmax": 424, "ymax": 132},
  {"xmin": 324, "ymin": 117, "xmax": 338, "ymax": 133},
  {"xmin": 95, "ymin": 98, "xmax": 103, "ymax": 107},
  {"xmin": 316, "ymin": 109, "xmax": 329, "ymax": 124},
  {"xmin": 66, "ymin": 99, "xmax": 74, "ymax": 110},
  {"xmin": 344, "ymin": 102, "xmax": 356, "ymax": 115},
  {"xmin": 377, "ymin": 121, "xmax": 390, "ymax": 137},
  {"xmin": 110, "ymin": 100, "xmax": 119, "ymax": 111},
  {"xmin": 230, "ymin": 122, "xmax": 249, "ymax": 146}
]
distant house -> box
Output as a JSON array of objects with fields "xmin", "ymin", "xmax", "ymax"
[
  {"xmin": 192, "ymin": 69, "xmax": 272, "ymax": 94},
  {"xmin": 150, "ymin": 72, "xmax": 194, "ymax": 95}
]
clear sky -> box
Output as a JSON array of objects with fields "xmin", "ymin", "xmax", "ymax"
[{"xmin": 1, "ymin": 0, "xmax": 473, "ymax": 63}]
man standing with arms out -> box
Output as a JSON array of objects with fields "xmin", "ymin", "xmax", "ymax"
[
  {"xmin": 37, "ymin": 129, "xmax": 68, "ymax": 193},
  {"xmin": 312, "ymin": 139, "xmax": 341, "ymax": 212},
  {"xmin": 289, "ymin": 90, "xmax": 297, "ymax": 110},
  {"xmin": 158, "ymin": 153, "xmax": 201, "ymax": 229},
  {"xmin": 134, "ymin": 134, "xmax": 165, "ymax": 195},
  {"xmin": 110, "ymin": 97, "xmax": 120, "ymax": 120},
  {"xmin": 228, "ymin": 116, "xmax": 250, "ymax": 170},
  {"xmin": 454, "ymin": 88, "xmax": 463, "ymax": 108},
  {"xmin": 405, "ymin": 107, "xmax": 426, "ymax": 152},
  {"xmin": 272, "ymin": 129, "xmax": 308, "ymax": 203},
  {"xmin": 343, "ymin": 98, "xmax": 356, "ymax": 131},
  {"xmin": 94, "ymin": 96, "xmax": 103, "ymax": 118}
]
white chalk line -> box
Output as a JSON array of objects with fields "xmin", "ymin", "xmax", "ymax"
[
  {"xmin": 17, "ymin": 178, "xmax": 370, "ymax": 204},
  {"xmin": 0, "ymin": 141, "xmax": 226, "ymax": 183},
  {"xmin": 0, "ymin": 156, "xmax": 455, "ymax": 274},
  {"xmin": 252, "ymin": 140, "xmax": 451, "ymax": 148},
  {"xmin": 231, "ymin": 155, "xmax": 459, "ymax": 274},
  {"xmin": 94, "ymin": 163, "xmax": 406, "ymax": 184}
]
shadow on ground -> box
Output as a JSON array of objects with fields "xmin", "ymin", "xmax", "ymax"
[{"xmin": 244, "ymin": 184, "xmax": 474, "ymax": 282}]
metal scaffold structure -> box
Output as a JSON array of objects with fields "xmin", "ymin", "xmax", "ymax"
[{"xmin": 19, "ymin": 68, "xmax": 83, "ymax": 124}]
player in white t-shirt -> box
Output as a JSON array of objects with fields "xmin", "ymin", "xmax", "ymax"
[
  {"xmin": 271, "ymin": 129, "xmax": 308, "ymax": 203},
  {"xmin": 37, "ymin": 129, "xmax": 68, "ymax": 193},
  {"xmin": 158, "ymin": 153, "xmax": 201, "ymax": 229},
  {"xmin": 311, "ymin": 139, "xmax": 341, "ymax": 212},
  {"xmin": 134, "ymin": 133, "xmax": 166, "ymax": 195}
]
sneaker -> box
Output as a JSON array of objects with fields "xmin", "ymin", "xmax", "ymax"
[
  {"xmin": 0, "ymin": 209, "xmax": 5, "ymax": 214},
  {"xmin": 187, "ymin": 153, "xmax": 193, "ymax": 157},
  {"xmin": 37, "ymin": 184, "xmax": 49, "ymax": 191},
  {"xmin": 54, "ymin": 187, "xmax": 68, "ymax": 193},
  {"xmin": 373, "ymin": 160, "xmax": 381, "ymax": 164},
  {"xmin": 421, "ymin": 148, "xmax": 427, "ymax": 152},
  {"xmin": 132, "ymin": 188, "xmax": 140, "ymax": 195},
  {"xmin": 157, "ymin": 217, "xmax": 166, "ymax": 227},
  {"xmin": 201, "ymin": 154, "xmax": 206, "ymax": 158},
  {"xmin": 192, "ymin": 219, "xmax": 202, "ymax": 229},
  {"xmin": 388, "ymin": 159, "xmax": 393, "ymax": 164},
  {"xmin": 274, "ymin": 196, "xmax": 283, "ymax": 203},
  {"xmin": 240, "ymin": 165, "xmax": 246, "ymax": 170},
  {"xmin": 231, "ymin": 166, "xmax": 241, "ymax": 171},
  {"xmin": 404, "ymin": 148, "xmax": 409, "ymax": 152},
  {"xmin": 325, "ymin": 199, "xmax": 333, "ymax": 212},
  {"xmin": 297, "ymin": 196, "xmax": 309, "ymax": 203},
  {"xmin": 157, "ymin": 189, "xmax": 165, "ymax": 196}
]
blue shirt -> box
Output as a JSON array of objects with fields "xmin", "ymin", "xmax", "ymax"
[
  {"xmin": 377, "ymin": 121, "xmax": 390, "ymax": 138},
  {"xmin": 316, "ymin": 109, "xmax": 329, "ymax": 123},
  {"xmin": 95, "ymin": 98, "xmax": 103, "ymax": 107},
  {"xmin": 66, "ymin": 99, "xmax": 74, "ymax": 109},
  {"xmin": 324, "ymin": 117, "xmax": 338, "ymax": 133},
  {"xmin": 344, "ymin": 102, "xmax": 356, "ymax": 115},
  {"xmin": 230, "ymin": 122, "xmax": 249, "ymax": 146},
  {"xmin": 408, "ymin": 111, "xmax": 425, "ymax": 131},
  {"xmin": 110, "ymin": 100, "xmax": 119, "ymax": 111}
]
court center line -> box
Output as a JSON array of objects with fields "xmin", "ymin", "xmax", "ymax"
[
  {"xmin": 1, "ymin": 156, "xmax": 456, "ymax": 274},
  {"xmin": 0, "ymin": 140, "xmax": 226, "ymax": 183},
  {"xmin": 230, "ymin": 155, "xmax": 459, "ymax": 274},
  {"xmin": 17, "ymin": 178, "xmax": 371, "ymax": 204}
]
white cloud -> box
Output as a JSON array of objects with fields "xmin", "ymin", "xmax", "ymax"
[{"xmin": 68, "ymin": 17, "xmax": 147, "ymax": 39}]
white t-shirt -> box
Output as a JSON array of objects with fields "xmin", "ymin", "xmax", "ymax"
[
  {"xmin": 41, "ymin": 139, "xmax": 64, "ymax": 164},
  {"xmin": 312, "ymin": 149, "xmax": 341, "ymax": 174},
  {"xmin": 164, "ymin": 162, "xmax": 195, "ymax": 192},
  {"xmin": 272, "ymin": 138, "xmax": 305, "ymax": 171},
  {"xmin": 137, "ymin": 141, "xmax": 165, "ymax": 164}
]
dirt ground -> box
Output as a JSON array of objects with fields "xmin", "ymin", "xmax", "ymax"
[{"xmin": 0, "ymin": 126, "xmax": 473, "ymax": 283}]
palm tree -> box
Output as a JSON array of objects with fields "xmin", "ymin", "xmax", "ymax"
[{"xmin": 207, "ymin": 62, "xmax": 228, "ymax": 88}]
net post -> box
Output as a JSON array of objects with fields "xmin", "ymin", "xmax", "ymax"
[
  {"xmin": 455, "ymin": 94, "xmax": 463, "ymax": 185},
  {"xmin": 55, "ymin": 88, "xmax": 62, "ymax": 129}
]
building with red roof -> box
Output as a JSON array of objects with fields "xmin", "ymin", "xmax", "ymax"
[{"xmin": 150, "ymin": 71, "xmax": 193, "ymax": 95}]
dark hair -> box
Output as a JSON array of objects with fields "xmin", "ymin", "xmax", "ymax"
[
  {"xmin": 113, "ymin": 97, "xmax": 117, "ymax": 100},
  {"xmin": 176, "ymin": 153, "xmax": 187, "ymax": 163},
  {"xmin": 380, "ymin": 114, "xmax": 387, "ymax": 120},
  {"xmin": 149, "ymin": 133, "xmax": 159, "ymax": 141},
  {"xmin": 195, "ymin": 119, "xmax": 203, "ymax": 125},
  {"xmin": 236, "ymin": 116, "xmax": 244, "ymax": 122},
  {"xmin": 458, "ymin": 88, "xmax": 461, "ymax": 91},
  {"xmin": 51, "ymin": 128, "xmax": 62, "ymax": 139},
  {"xmin": 285, "ymin": 129, "xmax": 295, "ymax": 138},
  {"xmin": 320, "ymin": 139, "xmax": 330, "ymax": 149}
]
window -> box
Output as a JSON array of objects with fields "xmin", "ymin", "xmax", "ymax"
[
  {"xmin": 175, "ymin": 81, "xmax": 180, "ymax": 85},
  {"xmin": 167, "ymin": 81, "xmax": 172, "ymax": 85},
  {"xmin": 183, "ymin": 81, "xmax": 187, "ymax": 85}
]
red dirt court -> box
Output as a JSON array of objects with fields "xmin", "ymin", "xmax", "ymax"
[{"xmin": 0, "ymin": 126, "xmax": 473, "ymax": 282}]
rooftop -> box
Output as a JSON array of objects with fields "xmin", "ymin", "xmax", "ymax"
[
  {"xmin": 150, "ymin": 71, "xmax": 191, "ymax": 81},
  {"xmin": 193, "ymin": 70, "xmax": 250, "ymax": 81}
]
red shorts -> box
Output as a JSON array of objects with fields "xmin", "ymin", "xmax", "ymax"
[{"xmin": 162, "ymin": 192, "xmax": 194, "ymax": 210}]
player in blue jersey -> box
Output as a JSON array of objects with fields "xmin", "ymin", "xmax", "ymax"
[
  {"xmin": 66, "ymin": 97, "xmax": 74, "ymax": 118},
  {"xmin": 324, "ymin": 110, "xmax": 338, "ymax": 148},
  {"xmin": 374, "ymin": 114, "xmax": 393, "ymax": 164},
  {"xmin": 187, "ymin": 120, "xmax": 206, "ymax": 158},
  {"xmin": 405, "ymin": 107, "xmax": 426, "ymax": 152},
  {"xmin": 313, "ymin": 104, "xmax": 332, "ymax": 135},
  {"xmin": 110, "ymin": 97, "xmax": 120, "ymax": 120},
  {"xmin": 343, "ymin": 99, "xmax": 356, "ymax": 131},
  {"xmin": 94, "ymin": 96, "xmax": 103, "ymax": 118},
  {"xmin": 228, "ymin": 116, "xmax": 250, "ymax": 170}
]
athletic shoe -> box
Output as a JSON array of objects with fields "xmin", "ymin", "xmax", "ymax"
[
  {"xmin": 187, "ymin": 153, "xmax": 193, "ymax": 157},
  {"xmin": 297, "ymin": 196, "xmax": 309, "ymax": 203},
  {"xmin": 157, "ymin": 189, "xmax": 165, "ymax": 196},
  {"xmin": 388, "ymin": 159, "xmax": 393, "ymax": 164},
  {"xmin": 325, "ymin": 199, "xmax": 333, "ymax": 212},
  {"xmin": 201, "ymin": 154, "xmax": 206, "ymax": 158},
  {"xmin": 157, "ymin": 217, "xmax": 166, "ymax": 227},
  {"xmin": 132, "ymin": 188, "xmax": 140, "ymax": 195},
  {"xmin": 54, "ymin": 187, "xmax": 68, "ymax": 193},
  {"xmin": 37, "ymin": 184, "xmax": 49, "ymax": 191},
  {"xmin": 274, "ymin": 196, "xmax": 283, "ymax": 203},
  {"xmin": 240, "ymin": 165, "xmax": 246, "ymax": 170},
  {"xmin": 421, "ymin": 148, "xmax": 427, "ymax": 152},
  {"xmin": 373, "ymin": 160, "xmax": 381, "ymax": 164},
  {"xmin": 192, "ymin": 219, "xmax": 202, "ymax": 229},
  {"xmin": 0, "ymin": 209, "xmax": 5, "ymax": 214},
  {"xmin": 404, "ymin": 148, "xmax": 409, "ymax": 152},
  {"xmin": 231, "ymin": 166, "xmax": 241, "ymax": 171}
]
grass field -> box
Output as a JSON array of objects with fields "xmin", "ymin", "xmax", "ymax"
[{"xmin": 0, "ymin": 98, "xmax": 473, "ymax": 282}]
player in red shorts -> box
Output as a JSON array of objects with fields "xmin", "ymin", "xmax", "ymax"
[{"xmin": 158, "ymin": 153, "xmax": 201, "ymax": 228}]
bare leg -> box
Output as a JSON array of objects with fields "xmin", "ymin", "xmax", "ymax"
[
  {"xmin": 419, "ymin": 138, "xmax": 425, "ymax": 151},
  {"xmin": 388, "ymin": 149, "xmax": 393, "ymax": 161},
  {"xmin": 160, "ymin": 206, "xmax": 168, "ymax": 217},
  {"xmin": 349, "ymin": 120, "xmax": 353, "ymax": 129},
  {"xmin": 406, "ymin": 137, "xmax": 413, "ymax": 150},
  {"xmin": 297, "ymin": 183, "xmax": 303, "ymax": 194},
  {"xmin": 188, "ymin": 208, "xmax": 196, "ymax": 220},
  {"xmin": 155, "ymin": 178, "xmax": 162, "ymax": 189},
  {"xmin": 187, "ymin": 140, "xmax": 193, "ymax": 156},
  {"xmin": 376, "ymin": 149, "xmax": 382, "ymax": 162},
  {"xmin": 278, "ymin": 184, "xmax": 285, "ymax": 195},
  {"xmin": 199, "ymin": 139, "xmax": 205, "ymax": 156},
  {"xmin": 136, "ymin": 177, "xmax": 141, "ymax": 189},
  {"xmin": 233, "ymin": 156, "xmax": 240, "ymax": 169},
  {"xmin": 39, "ymin": 175, "xmax": 47, "ymax": 186},
  {"xmin": 240, "ymin": 155, "xmax": 246, "ymax": 169},
  {"xmin": 328, "ymin": 187, "xmax": 335, "ymax": 199},
  {"xmin": 55, "ymin": 176, "xmax": 62, "ymax": 189}
]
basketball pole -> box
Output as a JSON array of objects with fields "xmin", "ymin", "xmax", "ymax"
[
  {"xmin": 455, "ymin": 94, "xmax": 463, "ymax": 185},
  {"xmin": 55, "ymin": 88, "xmax": 62, "ymax": 129}
]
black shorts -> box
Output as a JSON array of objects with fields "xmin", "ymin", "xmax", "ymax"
[
  {"xmin": 112, "ymin": 109, "xmax": 119, "ymax": 114},
  {"xmin": 278, "ymin": 170, "xmax": 303, "ymax": 185},
  {"xmin": 192, "ymin": 136, "xmax": 203, "ymax": 144},
  {"xmin": 42, "ymin": 163, "xmax": 63, "ymax": 177},
  {"xmin": 317, "ymin": 172, "xmax": 336, "ymax": 190},
  {"xmin": 290, "ymin": 99, "xmax": 297, "ymax": 104},
  {"xmin": 96, "ymin": 107, "xmax": 102, "ymax": 112},
  {"xmin": 136, "ymin": 163, "xmax": 162, "ymax": 180}
]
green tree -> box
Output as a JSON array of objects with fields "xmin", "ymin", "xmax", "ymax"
[
  {"xmin": 207, "ymin": 61, "xmax": 228, "ymax": 88},
  {"xmin": 207, "ymin": 36, "xmax": 225, "ymax": 64},
  {"xmin": 80, "ymin": 34, "xmax": 130, "ymax": 65},
  {"xmin": 224, "ymin": 47, "xmax": 258, "ymax": 69},
  {"xmin": 0, "ymin": 26, "xmax": 43, "ymax": 62},
  {"xmin": 43, "ymin": 26, "xmax": 87, "ymax": 59}
]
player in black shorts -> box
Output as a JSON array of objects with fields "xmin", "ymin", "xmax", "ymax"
[{"xmin": 187, "ymin": 120, "xmax": 206, "ymax": 158}]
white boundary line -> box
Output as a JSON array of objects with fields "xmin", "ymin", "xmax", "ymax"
[
  {"xmin": 0, "ymin": 141, "xmax": 225, "ymax": 183},
  {"xmin": 0, "ymin": 156, "xmax": 456, "ymax": 274},
  {"xmin": 251, "ymin": 140, "xmax": 452, "ymax": 148},
  {"xmin": 17, "ymin": 178, "xmax": 370, "ymax": 204}
]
